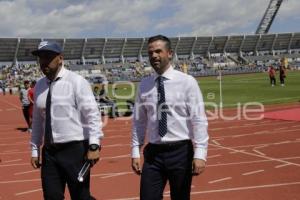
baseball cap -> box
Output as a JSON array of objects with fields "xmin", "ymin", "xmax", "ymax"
[{"xmin": 32, "ymin": 41, "xmax": 63, "ymax": 56}]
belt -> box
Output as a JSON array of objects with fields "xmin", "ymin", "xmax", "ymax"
[
  {"xmin": 148, "ymin": 140, "xmax": 192, "ymax": 151},
  {"xmin": 44, "ymin": 140, "xmax": 87, "ymax": 151}
]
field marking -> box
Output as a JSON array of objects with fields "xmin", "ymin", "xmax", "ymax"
[
  {"xmin": 242, "ymin": 169, "xmax": 265, "ymax": 176},
  {"xmin": 101, "ymin": 154, "xmax": 130, "ymax": 160},
  {"xmin": 209, "ymin": 140, "xmax": 300, "ymax": 151},
  {"xmin": 104, "ymin": 144, "xmax": 130, "ymax": 148},
  {"xmin": 2, "ymin": 149, "xmax": 20, "ymax": 153},
  {"xmin": 0, "ymin": 99, "xmax": 21, "ymax": 110},
  {"xmin": 273, "ymin": 141, "xmax": 291, "ymax": 145},
  {"xmin": 106, "ymin": 182, "xmax": 300, "ymax": 199},
  {"xmin": 15, "ymin": 188, "xmax": 42, "ymax": 196},
  {"xmin": 252, "ymin": 145, "xmax": 269, "ymax": 156},
  {"xmin": 0, "ymin": 136, "xmax": 28, "ymax": 141},
  {"xmin": 14, "ymin": 170, "xmax": 39, "ymax": 175},
  {"xmin": 0, "ymin": 163, "xmax": 29, "ymax": 167},
  {"xmin": 2, "ymin": 159, "xmax": 22, "ymax": 163},
  {"xmin": 6, "ymin": 108, "xmax": 17, "ymax": 111},
  {"xmin": 101, "ymin": 172, "xmax": 133, "ymax": 179},
  {"xmin": 0, "ymin": 178, "xmax": 40, "ymax": 184},
  {"xmin": 275, "ymin": 163, "xmax": 292, "ymax": 169},
  {"xmin": 189, "ymin": 181, "xmax": 300, "ymax": 196},
  {"xmin": 0, "ymin": 150, "xmax": 29, "ymax": 155},
  {"xmin": 209, "ymin": 143, "xmax": 300, "ymax": 167},
  {"xmin": 207, "ymin": 154, "xmax": 221, "ymax": 159},
  {"xmin": 211, "ymin": 139, "xmax": 221, "ymax": 145},
  {"xmin": 209, "ymin": 177, "xmax": 232, "ymax": 184}
]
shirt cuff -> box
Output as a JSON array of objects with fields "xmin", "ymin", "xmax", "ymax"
[
  {"xmin": 89, "ymin": 137, "xmax": 100, "ymax": 146},
  {"xmin": 131, "ymin": 146, "xmax": 141, "ymax": 158},
  {"xmin": 194, "ymin": 147, "xmax": 207, "ymax": 161},
  {"xmin": 31, "ymin": 148, "xmax": 39, "ymax": 157}
]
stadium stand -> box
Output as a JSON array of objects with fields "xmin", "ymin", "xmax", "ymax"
[{"xmin": 0, "ymin": 33, "xmax": 300, "ymax": 89}]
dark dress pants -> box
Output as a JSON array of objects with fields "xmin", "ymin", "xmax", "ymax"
[
  {"xmin": 141, "ymin": 140, "xmax": 194, "ymax": 200},
  {"xmin": 41, "ymin": 141, "xmax": 91, "ymax": 200}
]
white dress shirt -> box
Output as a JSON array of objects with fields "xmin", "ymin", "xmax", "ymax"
[
  {"xmin": 31, "ymin": 66, "xmax": 103, "ymax": 157},
  {"xmin": 132, "ymin": 66, "xmax": 209, "ymax": 160}
]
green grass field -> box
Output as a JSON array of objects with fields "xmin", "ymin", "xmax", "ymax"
[{"xmin": 108, "ymin": 71, "xmax": 300, "ymax": 110}]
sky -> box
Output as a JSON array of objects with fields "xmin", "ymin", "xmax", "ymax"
[{"xmin": 0, "ymin": 0, "xmax": 299, "ymax": 38}]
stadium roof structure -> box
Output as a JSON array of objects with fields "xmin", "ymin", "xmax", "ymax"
[{"xmin": 0, "ymin": 32, "xmax": 300, "ymax": 64}]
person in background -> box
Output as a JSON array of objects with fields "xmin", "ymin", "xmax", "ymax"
[
  {"xmin": 30, "ymin": 41, "xmax": 103, "ymax": 200},
  {"xmin": 20, "ymin": 80, "xmax": 31, "ymax": 131},
  {"xmin": 268, "ymin": 65, "xmax": 276, "ymax": 87},
  {"xmin": 131, "ymin": 35, "xmax": 209, "ymax": 200},
  {"xmin": 27, "ymin": 80, "xmax": 36, "ymax": 133},
  {"xmin": 279, "ymin": 65, "xmax": 286, "ymax": 86}
]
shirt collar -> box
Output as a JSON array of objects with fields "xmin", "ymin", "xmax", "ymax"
[
  {"xmin": 154, "ymin": 65, "xmax": 175, "ymax": 81},
  {"xmin": 46, "ymin": 65, "xmax": 66, "ymax": 84}
]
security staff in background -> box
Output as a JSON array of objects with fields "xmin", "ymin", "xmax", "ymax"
[
  {"xmin": 30, "ymin": 41, "xmax": 103, "ymax": 200},
  {"xmin": 131, "ymin": 35, "xmax": 209, "ymax": 200}
]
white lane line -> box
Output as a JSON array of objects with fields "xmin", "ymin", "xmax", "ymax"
[
  {"xmin": 207, "ymin": 154, "xmax": 221, "ymax": 159},
  {"xmin": 253, "ymin": 145, "xmax": 268, "ymax": 156},
  {"xmin": 6, "ymin": 108, "xmax": 17, "ymax": 111},
  {"xmin": 275, "ymin": 163, "xmax": 292, "ymax": 169},
  {"xmin": 104, "ymin": 144, "xmax": 130, "ymax": 148},
  {"xmin": 209, "ymin": 139, "xmax": 300, "ymax": 151},
  {"xmin": 101, "ymin": 154, "xmax": 130, "ymax": 160},
  {"xmin": 189, "ymin": 182, "xmax": 300, "ymax": 195},
  {"xmin": 2, "ymin": 149, "xmax": 20, "ymax": 153},
  {"xmin": 0, "ymin": 150, "xmax": 29, "ymax": 155},
  {"xmin": 101, "ymin": 172, "xmax": 133, "ymax": 179},
  {"xmin": 0, "ymin": 99, "xmax": 21, "ymax": 109},
  {"xmin": 2, "ymin": 159, "xmax": 22, "ymax": 163},
  {"xmin": 209, "ymin": 143, "xmax": 300, "ymax": 167},
  {"xmin": 211, "ymin": 140, "xmax": 221, "ymax": 145},
  {"xmin": 109, "ymin": 182, "xmax": 300, "ymax": 199},
  {"xmin": 15, "ymin": 188, "xmax": 42, "ymax": 196},
  {"xmin": 228, "ymin": 150, "xmax": 246, "ymax": 154},
  {"xmin": 0, "ymin": 163, "xmax": 28, "ymax": 167},
  {"xmin": 209, "ymin": 177, "xmax": 232, "ymax": 184},
  {"xmin": 242, "ymin": 169, "xmax": 265, "ymax": 176},
  {"xmin": 108, "ymin": 198, "xmax": 138, "ymax": 200},
  {"xmin": 273, "ymin": 141, "xmax": 291, "ymax": 145},
  {"xmin": 14, "ymin": 170, "xmax": 39, "ymax": 175},
  {"xmin": 0, "ymin": 178, "xmax": 40, "ymax": 184}
]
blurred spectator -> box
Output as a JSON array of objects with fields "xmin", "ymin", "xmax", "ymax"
[
  {"xmin": 19, "ymin": 80, "xmax": 31, "ymax": 131},
  {"xmin": 268, "ymin": 65, "xmax": 276, "ymax": 86}
]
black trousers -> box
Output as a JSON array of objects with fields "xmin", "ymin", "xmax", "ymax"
[
  {"xmin": 269, "ymin": 76, "xmax": 276, "ymax": 85},
  {"xmin": 22, "ymin": 105, "xmax": 30, "ymax": 127},
  {"xmin": 41, "ymin": 141, "xmax": 92, "ymax": 200},
  {"xmin": 141, "ymin": 140, "xmax": 194, "ymax": 200}
]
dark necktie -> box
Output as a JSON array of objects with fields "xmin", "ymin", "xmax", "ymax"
[
  {"xmin": 157, "ymin": 76, "xmax": 168, "ymax": 137},
  {"xmin": 44, "ymin": 81, "xmax": 53, "ymax": 145}
]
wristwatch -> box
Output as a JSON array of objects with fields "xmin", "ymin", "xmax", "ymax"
[{"xmin": 89, "ymin": 144, "xmax": 100, "ymax": 151}]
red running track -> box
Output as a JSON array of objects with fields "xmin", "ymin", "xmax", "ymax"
[{"xmin": 0, "ymin": 95, "xmax": 300, "ymax": 200}]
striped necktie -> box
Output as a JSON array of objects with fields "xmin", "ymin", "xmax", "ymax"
[
  {"xmin": 44, "ymin": 81, "xmax": 53, "ymax": 146},
  {"xmin": 157, "ymin": 76, "xmax": 168, "ymax": 137}
]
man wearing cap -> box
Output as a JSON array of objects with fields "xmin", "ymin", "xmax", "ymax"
[{"xmin": 30, "ymin": 41, "xmax": 103, "ymax": 200}]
